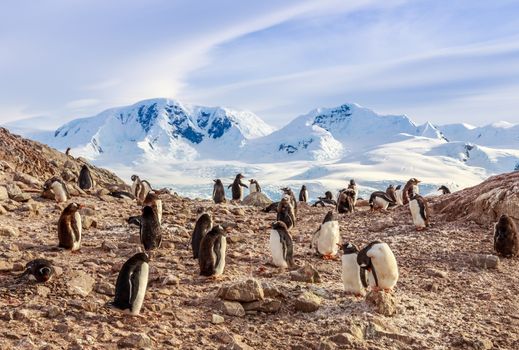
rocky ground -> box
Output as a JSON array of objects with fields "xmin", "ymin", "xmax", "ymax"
[{"xmin": 1, "ymin": 128, "xmax": 519, "ymax": 350}]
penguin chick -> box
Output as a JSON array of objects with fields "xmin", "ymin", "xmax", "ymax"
[
  {"xmin": 109, "ymin": 252, "xmax": 150, "ymax": 316},
  {"xmin": 339, "ymin": 243, "xmax": 365, "ymax": 296},
  {"xmin": 212, "ymin": 179, "xmax": 226, "ymax": 204},
  {"xmin": 337, "ymin": 189, "xmax": 355, "ymax": 213},
  {"xmin": 19, "ymin": 259, "xmax": 55, "ymax": 283},
  {"xmin": 357, "ymin": 241, "xmax": 399, "ymax": 292},
  {"xmin": 140, "ymin": 206, "xmax": 162, "ymax": 251},
  {"xmin": 298, "ymin": 185, "xmax": 308, "ymax": 203},
  {"xmin": 311, "ymin": 210, "xmax": 340, "ymax": 259},
  {"xmin": 58, "ymin": 202, "xmax": 82, "ymax": 251},
  {"xmin": 199, "ymin": 225, "xmax": 227, "ymax": 277},
  {"xmin": 192, "ymin": 211, "xmax": 213, "ymax": 259},
  {"xmin": 228, "ymin": 173, "xmax": 248, "ymax": 201},
  {"xmin": 269, "ymin": 221, "xmax": 295, "ymax": 268},
  {"xmin": 143, "ymin": 192, "xmax": 162, "ymax": 225},
  {"xmin": 494, "ymin": 214, "xmax": 519, "ymax": 257},
  {"xmin": 277, "ymin": 196, "xmax": 296, "ymax": 230},
  {"xmin": 409, "ymin": 194, "xmax": 430, "ymax": 230}
]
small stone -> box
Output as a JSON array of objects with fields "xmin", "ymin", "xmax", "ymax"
[
  {"xmin": 261, "ymin": 282, "xmax": 284, "ymax": 298},
  {"xmin": 0, "ymin": 186, "xmax": 8, "ymax": 200},
  {"xmin": 95, "ymin": 282, "xmax": 114, "ymax": 296},
  {"xmin": 67, "ymin": 270, "xmax": 95, "ymax": 297},
  {"xmin": 101, "ymin": 240, "xmax": 117, "ymax": 252},
  {"xmin": 217, "ymin": 278, "xmax": 264, "ymax": 302},
  {"xmin": 290, "ymin": 263, "xmax": 321, "ymax": 283},
  {"xmin": 162, "ymin": 274, "xmax": 180, "ymax": 286},
  {"xmin": 62, "ymin": 169, "xmax": 77, "ymax": 182},
  {"xmin": 232, "ymin": 208, "xmax": 245, "ymax": 216},
  {"xmin": 470, "ymin": 254, "xmax": 500, "ymax": 269},
  {"xmin": 36, "ymin": 285, "xmax": 51, "ymax": 297},
  {"xmin": 0, "ymin": 226, "xmax": 19, "ymax": 237},
  {"xmin": 365, "ymin": 290, "xmax": 397, "ymax": 316},
  {"xmin": 13, "ymin": 192, "xmax": 31, "ymax": 202},
  {"xmin": 242, "ymin": 298, "xmax": 282, "ymax": 313},
  {"xmin": 117, "ymin": 333, "xmax": 153, "ymax": 348},
  {"xmin": 0, "ymin": 260, "xmax": 13, "ymax": 271},
  {"xmin": 218, "ymin": 300, "xmax": 246, "ymax": 317},
  {"xmin": 14, "ymin": 172, "xmax": 42, "ymax": 187},
  {"xmin": 212, "ymin": 314, "xmax": 225, "ymax": 324},
  {"xmin": 13, "ymin": 309, "xmax": 30, "ymax": 321},
  {"xmin": 5, "ymin": 182, "xmax": 22, "ymax": 198},
  {"xmin": 18, "ymin": 201, "xmax": 40, "ymax": 213},
  {"xmin": 294, "ymin": 291, "xmax": 321, "ymax": 313},
  {"xmin": 317, "ymin": 340, "xmax": 336, "ymax": 350},
  {"xmin": 82, "ymin": 216, "xmax": 97, "ymax": 229},
  {"xmin": 425, "ymin": 268, "xmax": 448, "ymax": 278},
  {"xmin": 54, "ymin": 324, "xmax": 69, "ymax": 334}
]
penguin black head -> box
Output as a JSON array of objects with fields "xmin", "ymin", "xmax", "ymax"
[
  {"xmin": 132, "ymin": 252, "xmax": 150, "ymax": 263},
  {"xmin": 64, "ymin": 202, "xmax": 82, "ymax": 213},
  {"xmin": 395, "ymin": 185, "xmax": 401, "ymax": 190},
  {"xmin": 210, "ymin": 225, "xmax": 226, "ymax": 237},
  {"xmin": 301, "ymin": 185, "xmax": 306, "ymax": 190},
  {"xmin": 339, "ymin": 242, "xmax": 359, "ymax": 254},
  {"xmin": 39, "ymin": 267, "xmax": 53, "ymax": 281},
  {"xmin": 236, "ymin": 173, "xmax": 244, "ymax": 179},
  {"xmin": 388, "ymin": 184, "xmax": 394, "ymax": 189},
  {"xmin": 409, "ymin": 178, "xmax": 420, "ymax": 185},
  {"xmin": 324, "ymin": 191, "xmax": 333, "ymax": 200},
  {"xmin": 214, "ymin": 179, "xmax": 223, "ymax": 185},
  {"xmin": 322, "ymin": 210, "xmax": 336, "ymax": 223},
  {"xmin": 272, "ymin": 221, "xmax": 288, "ymax": 231},
  {"xmin": 131, "ymin": 175, "xmax": 139, "ymax": 181},
  {"xmin": 349, "ymin": 179, "xmax": 356, "ymax": 186},
  {"xmin": 142, "ymin": 205, "xmax": 155, "ymax": 217}
]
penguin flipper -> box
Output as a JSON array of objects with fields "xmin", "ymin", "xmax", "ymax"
[
  {"xmin": 129, "ymin": 266, "xmax": 142, "ymax": 307},
  {"xmin": 360, "ymin": 267, "xmax": 368, "ymax": 288}
]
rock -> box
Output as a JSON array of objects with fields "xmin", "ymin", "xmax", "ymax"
[
  {"xmin": 217, "ymin": 278, "xmax": 264, "ymax": 302},
  {"xmin": 64, "ymin": 160, "xmax": 78, "ymax": 172},
  {"xmin": 0, "ymin": 226, "xmax": 19, "ymax": 237},
  {"xmin": 317, "ymin": 340, "xmax": 336, "ymax": 350},
  {"xmin": 129, "ymin": 235, "xmax": 141, "ymax": 244},
  {"xmin": 425, "ymin": 268, "xmax": 448, "ymax": 278},
  {"xmin": 242, "ymin": 192, "xmax": 272, "ymax": 207},
  {"xmin": 46, "ymin": 306, "xmax": 62, "ymax": 318},
  {"xmin": 117, "ymin": 333, "xmax": 153, "ymax": 348},
  {"xmin": 18, "ymin": 201, "xmax": 40, "ymax": 214},
  {"xmin": 290, "ymin": 263, "xmax": 321, "ymax": 283},
  {"xmin": 0, "ymin": 186, "xmax": 8, "ymax": 200},
  {"xmin": 0, "ymin": 260, "xmax": 13, "ymax": 271},
  {"xmin": 101, "ymin": 240, "xmax": 117, "ymax": 252},
  {"xmin": 62, "ymin": 169, "xmax": 77, "ymax": 182},
  {"xmin": 231, "ymin": 207, "xmax": 245, "ymax": 216},
  {"xmin": 82, "ymin": 216, "xmax": 97, "ymax": 229},
  {"xmin": 0, "ymin": 205, "xmax": 6, "ymax": 215},
  {"xmin": 13, "ymin": 309, "xmax": 30, "ymax": 321},
  {"xmin": 242, "ymin": 298, "xmax": 282, "ymax": 313},
  {"xmin": 261, "ymin": 282, "xmax": 284, "ymax": 298},
  {"xmin": 67, "ymin": 270, "xmax": 95, "ymax": 297},
  {"xmin": 95, "ymin": 282, "xmax": 114, "ymax": 296},
  {"xmin": 329, "ymin": 333, "xmax": 360, "ymax": 346},
  {"xmin": 365, "ymin": 290, "xmax": 397, "ymax": 316},
  {"xmin": 36, "ymin": 285, "xmax": 51, "ymax": 298},
  {"xmin": 212, "ymin": 314, "xmax": 225, "ymax": 324},
  {"xmin": 13, "ymin": 192, "xmax": 32, "ymax": 202},
  {"xmin": 365, "ymin": 321, "xmax": 415, "ymax": 344},
  {"xmin": 470, "ymin": 254, "xmax": 500, "ymax": 269},
  {"xmin": 294, "ymin": 291, "xmax": 321, "ymax": 313},
  {"xmin": 14, "ymin": 172, "xmax": 42, "ymax": 187},
  {"xmin": 5, "ymin": 183, "xmax": 22, "ymax": 199},
  {"xmin": 217, "ymin": 300, "xmax": 246, "ymax": 317},
  {"xmin": 161, "ymin": 274, "xmax": 180, "ymax": 286},
  {"xmin": 452, "ymin": 334, "xmax": 493, "ymax": 350}
]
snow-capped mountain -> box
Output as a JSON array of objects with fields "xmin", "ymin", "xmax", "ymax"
[
  {"xmin": 37, "ymin": 98, "xmax": 274, "ymax": 162},
  {"xmin": 14, "ymin": 99, "xmax": 519, "ymax": 201}
]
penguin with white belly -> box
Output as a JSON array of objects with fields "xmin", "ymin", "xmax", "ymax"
[
  {"xmin": 339, "ymin": 242, "xmax": 365, "ymax": 296},
  {"xmin": 199, "ymin": 225, "xmax": 227, "ymax": 278},
  {"xmin": 269, "ymin": 221, "xmax": 295, "ymax": 269},
  {"xmin": 298, "ymin": 185, "xmax": 308, "ymax": 203},
  {"xmin": 43, "ymin": 177, "xmax": 69, "ymax": 203},
  {"xmin": 109, "ymin": 252, "xmax": 150, "ymax": 316},
  {"xmin": 357, "ymin": 241, "xmax": 399, "ymax": 292},
  {"xmin": 369, "ymin": 191, "xmax": 395, "ymax": 211},
  {"xmin": 409, "ymin": 193, "xmax": 430, "ymax": 230},
  {"xmin": 311, "ymin": 210, "xmax": 340, "ymax": 259}
]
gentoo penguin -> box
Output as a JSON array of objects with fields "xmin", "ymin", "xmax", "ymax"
[
  {"xmin": 249, "ymin": 179, "xmax": 262, "ymax": 194},
  {"xmin": 110, "ymin": 252, "xmax": 150, "ymax": 316},
  {"xmin": 127, "ymin": 216, "xmax": 142, "ymax": 227},
  {"xmin": 263, "ymin": 202, "xmax": 279, "ymax": 213},
  {"xmin": 369, "ymin": 191, "xmax": 396, "ymax": 211},
  {"xmin": 277, "ymin": 196, "xmax": 296, "ymax": 230},
  {"xmin": 58, "ymin": 202, "xmax": 82, "ymax": 251},
  {"xmin": 43, "ymin": 177, "xmax": 69, "ymax": 203},
  {"xmin": 311, "ymin": 210, "xmax": 340, "ymax": 259},
  {"xmin": 494, "ymin": 214, "xmax": 519, "ymax": 257},
  {"xmin": 191, "ymin": 210, "xmax": 213, "ymax": 259},
  {"xmin": 269, "ymin": 221, "xmax": 295, "ymax": 269},
  {"xmin": 339, "ymin": 243, "xmax": 365, "ymax": 296},
  {"xmin": 109, "ymin": 191, "xmax": 135, "ymax": 200},
  {"xmin": 78, "ymin": 165, "xmax": 94, "ymax": 190},
  {"xmin": 337, "ymin": 189, "xmax": 355, "ymax": 214},
  {"xmin": 199, "ymin": 225, "xmax": 227, "ymax": 277},
  {"xmin": 140, "ymin": 206, "xmax": 162, "ymax": 251},
  {"xmin": 298, "ymin": 185, "xmax": 308, "ymax": 203},
  {"xmin": 357, "ymin": 241, "xmax": 399, "ymax": 292},
  {"xmin": 65, "ymin": 147, "xmax": 71, "ymax": 156},
  {"xmin": 386, "ymin": 185, "xmax": 397, "ymax": 203},
  {"xmin": 228, "ymin": 173, "xmax": 248, "ymax": 201},
  {"xmin": 143, "ymin": 192, "xmax": 162, "ymax": 225},
  {"xmin": 312, "ymin": 191, "xmax": 337, "ymax": 207},
  {"xmin": 438, "ymin": 185, "xmax": 451, "ymax": 194},
  {"xmin": 131, "ymin": 175, "xmax": 152, "ymax": 204},
  {"xmin": 282, "ymin": 187, "xmax": 298, "ymax": 213},
  {"xmin": 409, "ymin": 194, "xmax": 430, "ymax": 230},
  {"xmin": 18, "ymin": 259, "xmax": 55, "ymax": 283},
  {"xmin": 348, "ymin": 179, "xmax": 359, "ymax": 206},
  {"xmin": 402, "ymin": 178, "xmax": 420, "ymax": 205},
  {"xmin": 212, "ymin": 179, "xmax": 226, "ymax": 204},
  {"xmin": 394, "ymin": 185, "xmax": 404, "ymax": 205}
]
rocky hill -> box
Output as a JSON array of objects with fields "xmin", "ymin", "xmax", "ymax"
[{"xmin": 1, "ymin": 128, "xmax": 518, "ymax": 349}]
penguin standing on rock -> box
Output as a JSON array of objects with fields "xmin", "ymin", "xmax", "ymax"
[
  {"xmin": 438, "ymin": 185, "xmax": 451, "ymax": 194},
  {"xmin": 311, "ymin": 210, "xmax": 340, "ymax": 259},
  {"xmin": 191, "ymin": 210, "xmax": 213, "ymax": 259},
  {"xmin": 18, "ymin": 259, "xmax": 55, "ymax": 283},
  {"xmin": 199, "ymin": 225, "xmax": 227, "ymax": 278},
  {"xmin": 43, "ymin": 177, "xmax": 69, "ymax": 203},
  {"xmin": 269, "ymin": 221, "xmax": 295, "ymax": 269},
  {"xmin": 143, "ymin": 192, "xmax": 162, "ymax": 225},
  {"xmin": 109, "ymin": 252, "xmax": 150, "ymax": 316},
  {"xmin": 339, "ymin": 243, "xmax": 365, "ymax": 296},
  {"xmin": 494, "ymin": 214, "xmax": 519, "ymax": 257},
  {"xmin": 409, "ymin": 193, "xmax": 430, "ymax": 230},
  {"xmin": 357, "ymin": 241, "xmax": 399, "ymax": 292},
  {"xmin": 369, "ymin": 191, "xmax": 395, "ymax": 211},
  {"xmin": 228, "ymin": 174, "xmax": 248, "ymax": 200},
  {"xmin": 298, "ymin": 185, "xmax": 308, "ymax": 203},
  {"xmin": 140, "ymin": 206, "xmax": 162, "ymax": 251},
  {"xmin": 58, "ymin": 203, "xmax": 82, "ymax": 251},
  {"xmin": 277, "ymin": 196, "xmax": 296, "ymax": 230},
  {"xmin": 249, "ymin": 179, "xmax": 262, "ymax": 194},
  {"xmin": 78, "ymin": 165, "xmax": 94, "ymax": 190},
  {"xmin": 212, "ymin": 179, "xmax": 226, "ymax": 204}
]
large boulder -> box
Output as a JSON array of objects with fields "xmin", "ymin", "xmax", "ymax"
[
  {"xmin": 217, "ymin": 278, "xmax": 264, "ymax": 302},
  {"xmin": 242, "ymin": 192, "xmax": 273, "ymax": 207}
]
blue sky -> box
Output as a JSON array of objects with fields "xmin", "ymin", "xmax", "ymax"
[{"xmin": 1, "ymin": 0, "xmax": 519, "ymax": 129}]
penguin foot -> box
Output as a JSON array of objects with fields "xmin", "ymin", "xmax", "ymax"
[{"xmin": 322, "ymin": 254, "xmax": 337, "ymax": 260}]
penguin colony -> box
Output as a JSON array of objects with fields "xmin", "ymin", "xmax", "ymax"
[{"xmin": 19, "ymin": 161, "xmax": 518, "ymax": 323}]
